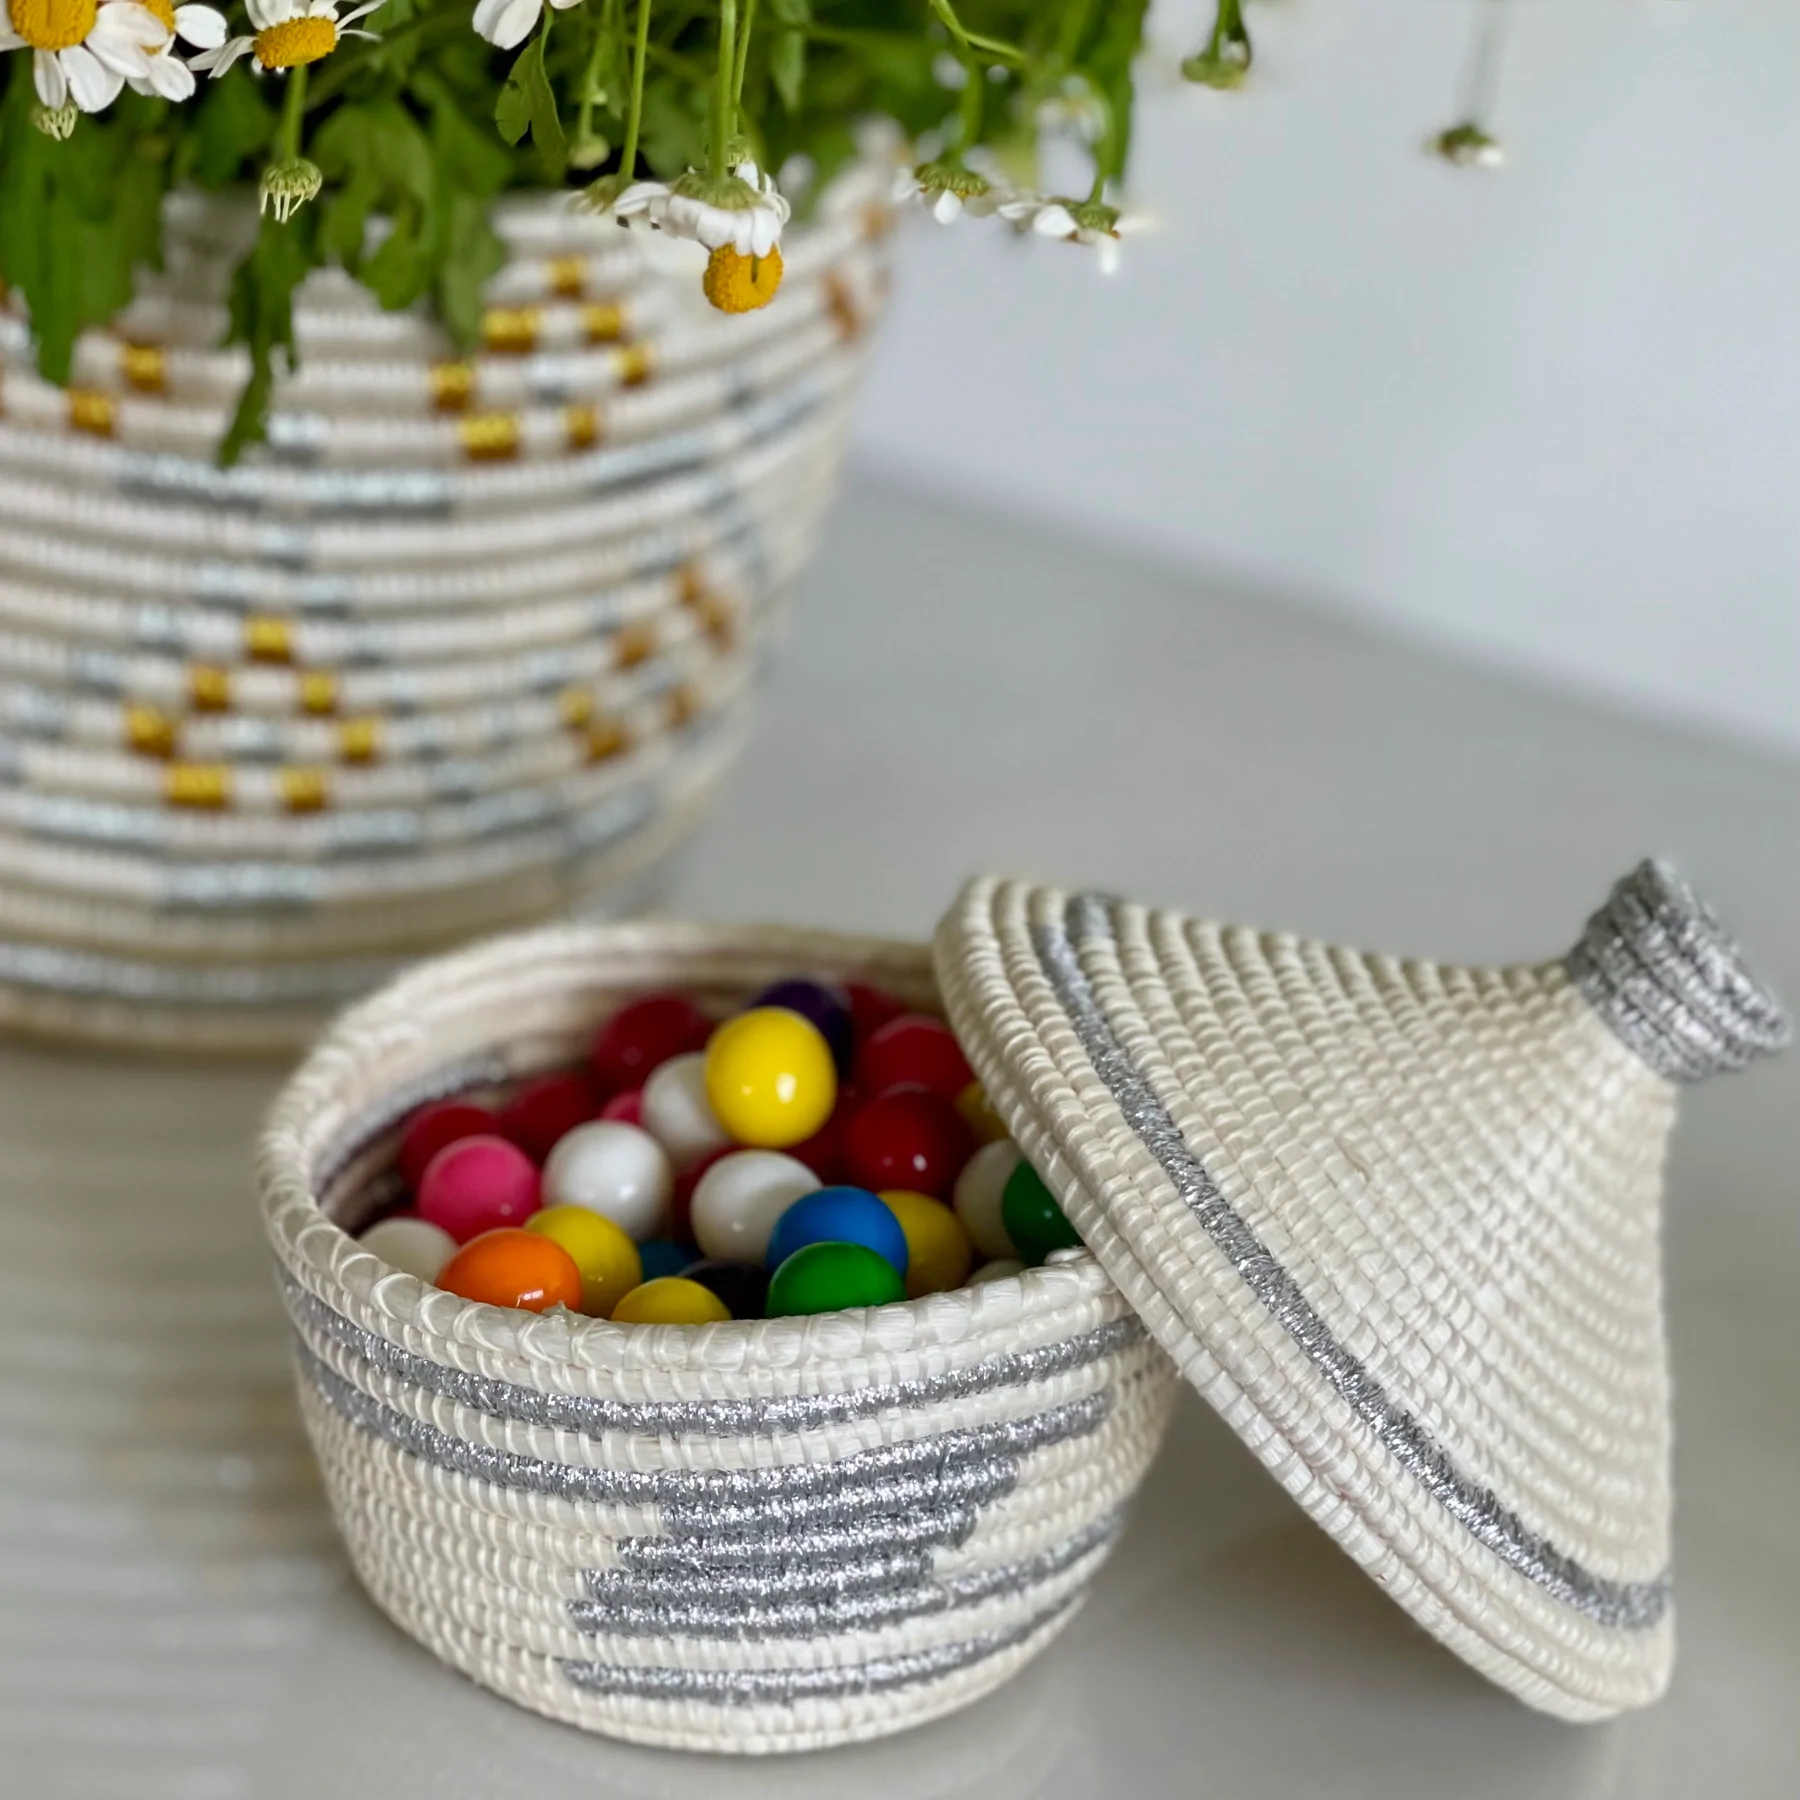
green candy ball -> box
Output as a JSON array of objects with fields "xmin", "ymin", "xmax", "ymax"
[
  {"xmin": 765, "ymin": 1240, "xmax": 906, "ymax": 1317},
  {"xmin": 1001, "ymin": 1161, "xmax": 1081, "ymax": 1264}
]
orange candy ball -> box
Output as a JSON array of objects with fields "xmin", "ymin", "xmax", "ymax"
[{"xmin": 436, "ymin": 1228, "xmax": 582, "ymax": 1312}]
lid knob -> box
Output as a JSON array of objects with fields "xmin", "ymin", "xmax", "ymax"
[{"xmin": 1564, "ymin": 859, "xmax": 1791, "ymax": 1083}]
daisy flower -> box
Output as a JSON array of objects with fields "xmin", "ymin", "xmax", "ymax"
[
  {"xmin": 0, "ymin": 0, "xmax": 167, "ymax": 113},
  {"xmin": 891, "ymin": 160, "xmax": 1004, "ymax": 226},
  {"xmin": 998, "ymin": 194, "xmax": 1153, "ymax": 276},
  {"xmin": 192, "ymin": 0, "xmax": 378, "ymax": 77},
  {"xmin": 612, "ymin": 161, "xmax": 789, "ymax": 258},
  {"xmin": 126, "ymin": 0, "xmax": 226, "ymax": 100},
  {"xmin": 472, "ymin": 0, "xmax": 578, "ymax": 53}
]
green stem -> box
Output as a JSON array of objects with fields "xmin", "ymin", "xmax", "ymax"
[
  {"xmin": 929, "ymin": 0, "xmax": 1025, "ymax": 69},
  {"xmin": 304, "ymin": 9, "xmax": 463, "ymax": 109},
  {"xmin": 620, "ymin": 0, "xmax": 652, "ymax": 180},
  {"xmin": 1208, "ymin": 0, "xmax": 1249, "ymax": 67},
  {"xmin": 955, "ymin": 46, "xmax": 981, "ymax": 152},
  {"xmin": 575, "ymin": 0, "xmax": 616, "ymax": 149},
  {"xmin": 709, "ymin": 0, "xmax": 735, "ymax": 178},
  {"xmin": 731, "ymin": 0, "xmax": 757, "ymax": 124},
  {"xmin": 277, "ymin": 61, "xmax": 307, "ymax": 161}
]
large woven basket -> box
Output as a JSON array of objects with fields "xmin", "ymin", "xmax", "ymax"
[
  {"xmin": 258, "ymin": 919, "xmax": 1179, "ymax": 1754},
  {"xmin": 0, "ymin": 167, "xmax": 892, "ymax": 1052}
]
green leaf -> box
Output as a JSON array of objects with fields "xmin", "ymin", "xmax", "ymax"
[
  {"xmin": 495, "ymin": 21, "xmax": 566, "ymax": 175},
  {"xmin": 183, "ymin": 72, "xmax": 276, "ymax": 188},
  {"xmin": 220, "ymin": 209, "xmax": 317, "ymax": 468},
  {"xmin": 769, "ymin": 0, "xmax": 809, "ymax": 111}
]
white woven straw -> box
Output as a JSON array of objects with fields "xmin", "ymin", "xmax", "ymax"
[
  {"xmin": 933, "ymin": 861, "xmax": 1789, "ymax": 1721},
  {"xmin": 0, "ymin": 166, "xmax": 891, "ymax": 1049},
  {"xmin": 258, "ymin": 922, "xmax": 1178, "ymax": 1751}
]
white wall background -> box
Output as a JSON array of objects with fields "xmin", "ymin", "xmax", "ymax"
[{"xmin": 850, "ymin": 0, "xmax": 1800, "ymax": 756}]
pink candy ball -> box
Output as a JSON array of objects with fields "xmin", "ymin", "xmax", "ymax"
[{"xmin": 417, "ymin": 1135, "xmax": 542, "ymax": 1243}]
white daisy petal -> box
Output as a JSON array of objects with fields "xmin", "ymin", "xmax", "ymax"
[
  {"xmin": 61, "ymin": 43, "xmax": 124, "ymax": 111},
  {"xmin": 247, "ymin": 0, "xmax": 292, "ymax": 29},
  {"xmin": 33, "ymin": 48, "xmax": 67, "ymax": 108},
  {"xmin": 338, "ymin": 0, "xmax": 382, "ymax": 23},
  {"xmin": 930, "ymin": 188, "xmax": 962, "ymax": 225},
  {"xmin": 173, "ymin": 4, "xmax": 227, "ymax": 47},
  {"xmin": 147, "ymin": 51, "xmax": 195, "ymax": 98},
  {"xmin": 473, "ymin": 0, "xmax": 538, "ymax": 47},
  {"xmin": 192, "ymin": 34, "xmax": 252, "ymax": 72},
  {"xmin": 1031, "ymin": 203, "xmax": 1078, "ymax": 240},
  {"xmin": 0, "ymin": 23, "xmax": 26, "ymax": 48},
  {"xmin": 99, "ymin": 4, "xmax": 173, "ymax": 48},
  {"xmin": 1095, "ymin": 237, "xmax": 1122, "ymax": 276}
]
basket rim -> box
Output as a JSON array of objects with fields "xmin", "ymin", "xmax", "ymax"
[{"xmin": 257, "ymin": 916, "xmax": 1117, "ymax": 1380}]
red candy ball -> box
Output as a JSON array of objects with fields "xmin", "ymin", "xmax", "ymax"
[
  {"xmin": 856, "ymin": 1014, "xmax": 973, "ymax": 1103},
  {"xmin": 846, "ymin": 982, "xmax": 909, "ymax": 1045},
  {"xmin": 417, "ymin": 1135, "xmax": 542, "ymax": 1242},
  {"xmin": 839, "ymin": 1086, "xmax": 975, "ymax": 1199},
  {"xmin": 599, "ymin": 1088, "xmax": 645, "ymax": 1127},
  {"xmin": 785, "ymin": 1082, "xmax": 859, "ymax": 1184},
  {"xmin": 398, "ymin": 1101, "xmax": 496, "ymax": 1191},
  {"xmin": 498, "ymin": 1071, "xmax": 600, "ymax": 1163},
  {"xmin": 671, "ymin": 1144, "xmax": 730, "ymax": 1243},
  {"xmin": 591, "ymin": 994, "xmax": 713, "ymax": 1095}
]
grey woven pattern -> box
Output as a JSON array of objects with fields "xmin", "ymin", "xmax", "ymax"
[{"xmin": 1566, "ymin": 859, "xmax": 1791, "ymax": 1082}]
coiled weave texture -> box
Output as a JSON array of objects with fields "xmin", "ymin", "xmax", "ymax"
[
  {"xmin": 258, "ymin": 921, "xmax": 1178, "ymax": 1753},
  {"xmin": 0, "ymin": 171, "xmax": 893, "ymax": 1051}
]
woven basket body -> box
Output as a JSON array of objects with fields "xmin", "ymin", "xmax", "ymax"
[
  {"xmin": 258, "ymin": 920, "xmax": 1179, "ymax": 1754},
  {"xmin": 0, "ymin": 172, "xmax": 891, "ymax": 1052}
]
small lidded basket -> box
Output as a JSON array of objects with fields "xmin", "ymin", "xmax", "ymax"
[
  {"xmin": 258, "ymin": 918, "xmax": 1179, "ymax": 1754},
  {"xmin": 258, "ymin": 860, "xmax": 1787, "ymax": 1749}
]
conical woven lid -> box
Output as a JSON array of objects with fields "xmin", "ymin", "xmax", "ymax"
[{"xmin": 934, "ymin": 861, "xmax": 1788, "ymax": 1721}]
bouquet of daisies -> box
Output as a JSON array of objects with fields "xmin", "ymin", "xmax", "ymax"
[{"xmin": 0, "ymin": 0, "xmax": 1199, "ymax": 459}]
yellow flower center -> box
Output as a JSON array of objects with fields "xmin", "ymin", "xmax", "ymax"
[
  {"xmin": 140, "ymin": 0, "xmax": 174, "ymax": 29},
  {"xmin": 254, "ymin": 13, "xmax": 336, "ymax": 67},
  {"xmin": 702, "ymin": 244, "xmax": 784, "ymax": 316},
  {"xmin": 6, "ymin": 0, "xmax": 97, "ymax": 52}
]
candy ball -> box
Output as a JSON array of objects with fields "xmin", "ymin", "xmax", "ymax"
[
  {"xmin": 766, "ymin": 1187, "xmax": 907, "ymax": 1278},
  {"xmin": 524, "ymin": 1205, "xmax": 643, "ymax": 1317},
  {"xmin": 498, "ymin": 1072, "xmax": 599, "ymax": 1164},
  {"xmin": 856, "ymin": 1014, "xmax": 972, "ymax": 1103},
  {"xmin": 398, "ymin": 1100, "xmax": 494, "ymax": 1191},
  {"xmin": 541, "ymin": 1121, "xmax": 672, "ymax": 1241},
  {"xmin": 599, "ymin": 1088, "xmax": 644, "ymax": 1127},
  {"xmin": 641, "ymin": 1052, "xmax": 735, "ymax": 1172},
  {"xmin": 636, "ymin": 1238, "xmax": 691, "ymax": 1282},
  {"xmin": 751, "ymin": 977, "xmax": 854, "ymax": 1073},
  {"xmin": 954, "ymin": 1080, "xmax": 1010, "ymax": 1144},
  {"xmin": 358, "ymin": 1215, "xmax": 457, "ymax": 1282},
  {"xmin": 766, "ymin": 1242, "xmax": 906, "ymax": 1317},
  {"xmin": 437, "ymin": 1229, "xmax": 582, "ymax": 1312},
  {"xmin": 845, "ymin": 981, "xmax": 908, "ymax": 1045},
  {"xmin": 1001, "ymin": 1160, "xmax": 1081, "ymax": 1264},
  {"xmin": 970, "ymin": 1257, "xmax": 1026, "ymax": 1285},
  {"xmin": 612, "ymin": 1276, "xmax": 731, "ymax": 1325},
  {"xmin": 840, "ymin": 1086, "xmax": 974, "ymax": 1198},
  {"xmin": 952, "ymin": 1140, "xmax": 1021, "ymax": 1260},
  {"xmin": 704, "ymin": 1007, "xmax": 838, "ymax": 1149},
  {"xmin": 417, "ymin": 1135, "xmax": 541, "ymax": 1243},
  {"xmin": 689, "ymin": 1149, "xmax": 819, "ymax": 1264},
  {"xmin": 680, "ymin": 1257, "xmax": 770, "ymax": 1320},
  {"xmin": 670, "ymin": 1145, "xmax": 730, "ymax": 1242},
  {"xmin": 591, "ymin": 993, "xmax": 713, "ymax": 1094},
  {"xmin": 878, "ymin": 1190, "xmax": 973, "ymax": 1298},
  {"xmin": 785, "ymin": 1083, "xmax": 858, "ymax": 1184}
]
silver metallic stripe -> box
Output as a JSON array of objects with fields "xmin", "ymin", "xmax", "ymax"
[
  {"xmin": 299, "ymin": 1342, "xmax": 1110, "ymax": 1518},
  {"xmin": 1034, "ymin": 895, "xmax": 1671, "ymax": 1632},
  {"xmin": 557, "ymin": 1589, "xmax": 1080, "ymax": 1706},
  {"xmin": 568, "ymin": 1508, "xmax": 1123, "ymax": 1642},
  {"xmin": 614, "ymin": 1508, "xmax": 984, "ymax": 1574},
  {"xmin": 285, "ymin": 1270, "xmax": 1144, "ymax": 1441},
  {"xmin": 1565, "ymin": 858, "xmax": 1790, "ymax": 1083}
]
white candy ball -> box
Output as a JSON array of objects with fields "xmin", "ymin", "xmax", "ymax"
[
  {"xmin": 690, "ymin": 1150, "xmax": 820, "ymax": 1265},
  {"xmin": 542, "ymin": 1120, "xmax": 672, "ymax": 1241},
  {"xmin": 969, "ymin": 1257, "xmax": 1026, "ymax": 1286},
  {"xmin": 640, "ymin": 1051, "xmax": 733, "ymax": 1172},
  {"xmin": 359, "ymin": 1216, "xmax": 457, "ymax": 1282},
  {"xmin": 952, "ymin": 1139, "xmax": 1021, "ymax": 1260}
]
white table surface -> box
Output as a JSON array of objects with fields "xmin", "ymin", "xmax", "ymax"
[{"xmin": 3, "ymin": 478, "xmax": 1795, "ymax": 1798}]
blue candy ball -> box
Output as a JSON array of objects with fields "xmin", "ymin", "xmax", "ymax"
[
  {"xmin": 765, "ymin": 1186, "xmax": 908, "ymax": 1277},
  {"xmin": 751, "ymin": 977, "xmax": 854, "ymax": 1074},
  {"xmin": 636, "ymin": 1238, "xmax": 692, "ymax": 1282}
]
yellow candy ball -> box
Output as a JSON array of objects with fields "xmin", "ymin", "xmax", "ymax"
[
  {"xmin": 879, "ymin": 1189, "xmax": 974, "ymax": 1299},
  {"xmin": 703, "ymin": 1007, "xmax": 837, "ymax": 1149},
  {"xmin": 524, "ymin": 1205, "xmax": 642, "ymax": 1318},
  {"xmin": 611, "ymin": 1276, "xmax": 732, "ymax": 1325},
  {"xmin": 954, "ymin": 1080, "xmax": 1009, "ymax": 1144}
]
